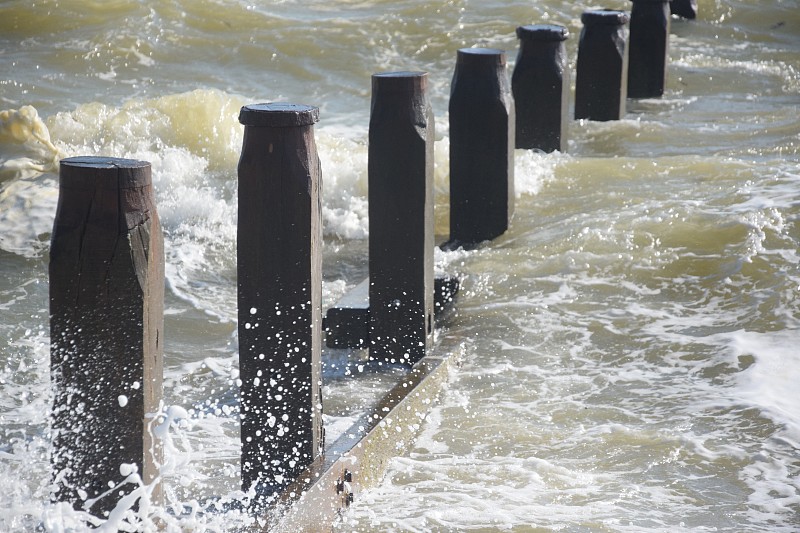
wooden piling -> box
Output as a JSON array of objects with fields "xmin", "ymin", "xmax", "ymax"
[
  {"xmin": 670, "ymin": 0, "xmax": 697, "ymax": 20},
  {"xmin": 628, "ymin": 0, "xmax": 671, "ymax": 99},
  {"xmin": 49, "ymin": 156, "xmax": 164, "ymax": 517},
  {"xmin": 368, "ymin": 72, "xmax": 435, "ymax": 365},
  {"xmin": 449, "ymin": 48, "xmax": 515, "ymax": 247},
  {"xmin": 575, "ymin": 10, "xmax": 631, "ymax": 121},
  {"xmin": 237, "ymin": 103, "xmax": 323, "ymax": 502},
  {"xmin": 512, "ymin": 24, "xmax": 570, "ymax": 152}
]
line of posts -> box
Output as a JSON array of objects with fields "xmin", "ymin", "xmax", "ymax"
[{"xmin": 48, "ymin": 1, "xmax": 691, "ymax": 517}]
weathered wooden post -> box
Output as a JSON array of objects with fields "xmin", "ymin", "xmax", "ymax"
[
  {"xmin": 670, "ymin": 0, "xmax": 697, "ymax": 19},
  {"xmin": 237, "ymin": 103, "xmax": 324, "ymax": 502},
  {"xmin": 50, "ymin": 156, "xmax": 164, "ymax": 517},
  {"xmin": 368, "ymin": 71, "xmax": 435, "ymax": 365},
  {"xmin": 512, "ymin": 24, "xmax": 570, "ymax": 152},
  {"xmin": 449, "ymin": 48, "xmax": 515, "ymax": 247},
  {"xmin": 575, "ymin": 10, "xmax": 630, "ymax": 121},
  {"xmin": 628, "ymin": 0, "xmax": 671, "ymax": 99}
]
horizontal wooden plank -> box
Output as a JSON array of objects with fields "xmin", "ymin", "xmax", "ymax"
[
  {"xmin": 263, "ymin": 335, "xmax": 464, "ymax": 532},
  {"xmin": 324, "ymin": 275, "xmax": 460, "ymax": 349}
]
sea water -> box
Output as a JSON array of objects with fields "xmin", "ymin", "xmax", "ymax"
[{"xmin": 1, "ymin": 0, "xmax": 799, "ymax": 531}]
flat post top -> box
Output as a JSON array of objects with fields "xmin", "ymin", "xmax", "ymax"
[
  {"xmin": 581, "ymin": 9, "xmax": 630, "ymax": 25},
  {"xmin": 59, "ymin": 156, "xmax": 151, "ymax": 189},
  {"xmin": 238, "ymin": 103, "xmax": 320, "ymax": 127},
  {"xmin": 372, "ymin": 71, "xmax": 428, "ymax": 92},
  {"xmin": 456, "ymin": 47, "xmax": 507, "ymax": 67},
  {"xmin": 61, "ymin": 156, "xmax": 149, "ymax": 170},
  {"xmin": 516, "ymin": 24, "xmax": 569, "ymax": 42}
]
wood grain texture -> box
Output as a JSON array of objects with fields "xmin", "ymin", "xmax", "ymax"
[
  {"xmin": 237, "ymin": 104, "xmax": 323, "ymax": 501},
  {"xmin": 449, "ymin": 48, "xmax": 515, "ymax": 247},
  {"xmin": 49, "ymin": 156, "xmax": 164, "ymax": 517},
  {"xmin": 575, "ymin": 10, "xmax": 630, "ymax": 121},
  {"xmin": 513, "ymin": 24, "xmax": 570, "ymax": 152},
  {"xmin": 628, "ymin": 0, "xmax": 671, "ymax": 99},
  {"xmin": 368, "ymin": 72, "xmax": 435, "ymax": 365}
]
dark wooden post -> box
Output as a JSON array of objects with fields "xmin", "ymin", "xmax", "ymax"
[
  {"xmin": 575, "ymin": 10, "xmax": 630, "ymax": 121},
  {"xmin": 670, "ymin": 0, "xmax": 697, "ymax": 19},
  {"xmin": 50, "ymin": 156, "xmax": 164, "ymax": 518},
  {"xmin": 237, "ymin": 103, "xmax": 323, "ymax": 501},
  {"xmin": 512, "ymin": 24, "xmax": 570, "ymax": 152},
  {"xmin": 368, "ymin": 71, "xmax": 435, "ymax": 366},
  {"xmin": 628, "ymin": 0, "xmax": 671, "ymax": 99},
  {"xmin": 449, "ymin": 48, "xmax": 515, "ymax": 247}
]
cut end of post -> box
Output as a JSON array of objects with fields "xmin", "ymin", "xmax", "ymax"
[
  {"xmin": 372, "ymin": 71, "xmax": 428, "ymax": 93},
  {"xmin": 516, "ymin": 24, "xmax": 569, "ymax": 42},
  {"xmin": 457, "ymin": 47, "xmax": 507, "ymax": 67},
  {"xmin": 60, "ymin": 156, "xmax": 150, "ymax": 169},
  {"xmin": 238, "ymin": 103, "xmax": 320, "ymax": 128},
  {"xmin": 581, "ymin": 10, "xmax": 630, "ymax": 25},
  {"xmin": 59, "ymin": 156, "xmax": 151, "ymax": 190}
]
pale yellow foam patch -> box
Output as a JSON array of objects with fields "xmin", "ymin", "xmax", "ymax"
[
  {"xmin": 46, "ymin": 89, "xmax": 248, "ymax": 172},
  {"xmin": 0, "ymin": 106, "xmax": 64, "ymax": 178}
]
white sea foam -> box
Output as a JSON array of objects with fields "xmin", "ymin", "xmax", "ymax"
[
  {"xmin": 731, "ymin": 330, "xmax": 800, "ymax": 441},
  {"xmin": 0, "ymin": 106, "xmax": 63, "ymax": 179},
  {"xmin": 316, "ymin": 131, "xmax": 369, "ymax": 239},
  {"xmin": 2, "ymin": 0, "xmax": 800, "ymax": 529},
  {"xmin": 513, "ymin": 148, "xmax": 560, "ymax": 197},
  {"xmin": 0, "ymin": 176, "xmax": 58, "ymax": 257}
]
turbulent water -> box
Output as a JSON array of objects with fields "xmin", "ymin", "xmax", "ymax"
[{"xmin": 1, "ymin": 0, "xmax": 799, "ymax": 531}]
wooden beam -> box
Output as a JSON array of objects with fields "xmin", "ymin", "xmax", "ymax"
[
  {"xmin": 512, "ymin": 24, "xmax": 570, "ymax": 153},
  {"xmin": 324, "ymin": 275, "xmax": 460, "ymax": 349},
  {"xmin": 368, "ymin": 71, "xmax": 435, "ymax": 366},
  {"xmin": 449, "ymin": 48, "xmax": 515, "ymax": 247},
  {"xmin": 237, "ymin": 103, "xmax": 324, "ymax": 502},
  {"xmin": 575, "ymin": 10, "xmax": 631, "ymax": 121},
  {"xmin": 264, "ymin": 337, "xmax": 463, "ymax": 532},
  {"xmin": 628, "ymin": 0, "xmax": 670, "ymax": 99},
  {"xmin": 49, "ymin": 156, "xmax": 164, "ymax": 518},
  {"xmin": 324, "ymin": 279, "xmax": 370, "ymax": 349}
]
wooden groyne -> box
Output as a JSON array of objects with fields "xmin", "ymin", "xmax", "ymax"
[{"xmin": 48, "ymin": 3, "xmax": 694, "ymax": 526}]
